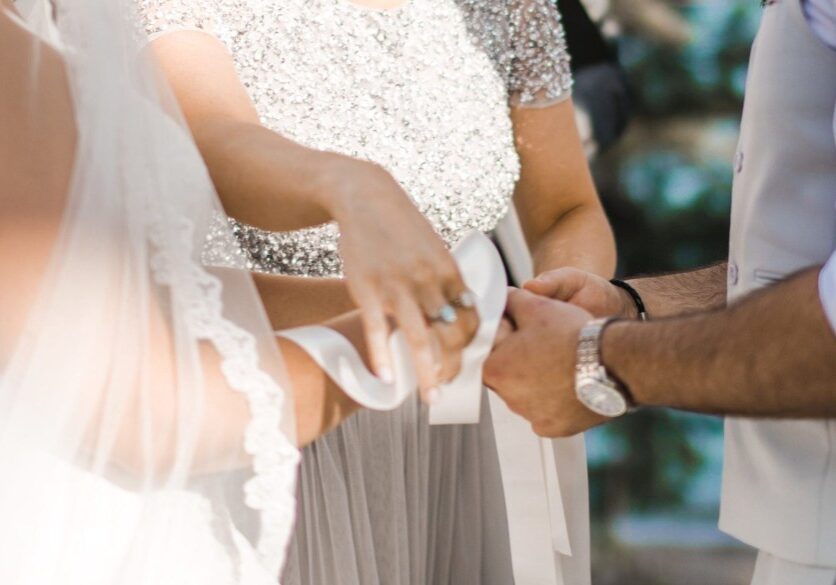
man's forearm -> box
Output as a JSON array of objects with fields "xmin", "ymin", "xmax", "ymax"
[
  {"xmin": 603, "ymin": 267, "xmax": 836, "ymax": 417},
  {"xmin": 626, "ymin": 262, "xmax": 728, "ymax": 318}
]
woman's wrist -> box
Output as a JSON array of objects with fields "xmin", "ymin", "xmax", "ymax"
[
  {"xmin": 304, "ymin": 151, "xmax": 347, "ymax": 217},
  {"xmin": 309, "ymin": 152, "xmax": 384, "ymax": 219}
]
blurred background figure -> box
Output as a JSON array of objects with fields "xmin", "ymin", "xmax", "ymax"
[
  {"xmin": 559, "ymin": 0, "xmax": 633, "ymax": 159},
  {"xmin": 565, "ymin": 1, "xmax": 765, "ymax": 583}
]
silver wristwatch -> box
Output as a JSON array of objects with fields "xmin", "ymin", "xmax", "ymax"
[{"xmin": 575, "ymin": 317, "xmax": 632, "ymax": 417}]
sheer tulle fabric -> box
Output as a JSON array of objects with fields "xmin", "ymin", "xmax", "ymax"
[
  {"xmin": 283, "ymin": 396, "xmax": 515, "ymax": 585},
  {"xmin": 0, "ymin": 0, "xmax": 299, "ymax": 583}
]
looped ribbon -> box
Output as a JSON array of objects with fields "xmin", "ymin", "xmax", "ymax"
[{"xmin": 277, "ymin": 231, "xmax": 575, "ymax": 585}]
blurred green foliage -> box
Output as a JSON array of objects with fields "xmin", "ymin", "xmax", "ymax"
[{"xmin": 622, "ymin": 2, "xmax": 761, "ymax": 115}]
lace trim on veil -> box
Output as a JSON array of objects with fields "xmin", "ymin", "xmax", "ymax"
[{"xmin": 147, "ymin": 194, "xmax": 301, "ymax": 577}]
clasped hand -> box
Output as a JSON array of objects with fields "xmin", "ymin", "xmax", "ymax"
[{"xmin": 485, "ymin": 268, "xmax": 635, "ymax": 437}]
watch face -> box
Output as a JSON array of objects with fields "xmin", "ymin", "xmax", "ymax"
[{"xmin": 576, "ymin": 379, "xmax": 628, "ymax": 417}]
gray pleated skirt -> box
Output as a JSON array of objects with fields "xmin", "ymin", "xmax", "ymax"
[{"xmin": 282, "ymin": 391, "xmax": 515, "ymax": 585}]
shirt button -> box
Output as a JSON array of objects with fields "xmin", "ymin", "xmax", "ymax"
[
  {"xmin": 728, "ymin": 262, "xmax": 739, "ymax": 285},
  {"xmin": 734, "ymin": 151, "xmax": 744, "ymax": 173}
]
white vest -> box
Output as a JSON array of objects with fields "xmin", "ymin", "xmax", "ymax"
[{"xmin": 720, "ymin": 0, "xmax": 836, "ymax": 567}]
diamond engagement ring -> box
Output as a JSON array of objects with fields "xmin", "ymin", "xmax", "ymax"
[{"xmin": 429, "ymin": 304, "xmax": 459, "ymax": 325}]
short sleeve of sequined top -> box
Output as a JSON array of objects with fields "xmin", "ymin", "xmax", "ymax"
[
  {"xmin": 507, "ymin": 0, "xmax": 574, "ymax": 107},
  {"xmin": 138, "ymin": 0, "xmax": 225, "ymax": 41}
]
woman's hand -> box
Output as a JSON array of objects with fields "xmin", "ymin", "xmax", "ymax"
[
  {"xmin": 316, "ymin": 155, "xmax": 479, "ymax": 400},
  {"xmin": 144, "ymin": 33, "xmax": 477, "ymax": 395}
]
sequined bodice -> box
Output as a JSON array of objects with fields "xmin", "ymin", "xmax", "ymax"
[{"xmin": 142, "ymin": 0, "xmax": 572, "ymax": 276}]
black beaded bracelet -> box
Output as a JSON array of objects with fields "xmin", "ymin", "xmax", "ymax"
[{"xmin": 610, "ymin": 279, "xmax": 649, "ymax": 321}]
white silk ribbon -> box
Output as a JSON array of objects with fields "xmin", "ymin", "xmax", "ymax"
[
  {"xmin": 276, "ymin": 231, "xmax": 577, "ymax": 585},
  {"xmin": 276, "ymin": 231, "xmax": 503, "ymax": 418},
  {"xmin": 428, "ymin": 232, "xmax": 507, "ymax": 424}
]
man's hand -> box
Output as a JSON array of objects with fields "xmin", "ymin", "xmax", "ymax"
[
  {"xmin": 485, "ymin": 288, "xmax": 609, "ymax": 437},
  {"xmin": 523, "ymin": 267, "xmax": 636, "ymax": 318}
]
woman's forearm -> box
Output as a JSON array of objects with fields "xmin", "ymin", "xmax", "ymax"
[
  {"xmin": 281, "ymin": 310, "xmax": 366, "ymax": 446},
  {"xmin": 510, "ymin": 99, "xmax": 616, "ymax": 281},
  {"xmin": 530, "ymin": 203, "xmax": 616, "ymax": 279},
  {"xmin": 149, "ymin": 32, "xmax": 350, "ymax": 233},
  {"xmin": 116, "ymin": 306, "xmax": 366, "ymax": 475},
  {"xmin": 253, "ymin": 273, "xmax": 354, "ymax": 330},
  {"xmin": 193, "ymin": 117, "xmax": 344, "ymax": 232}
]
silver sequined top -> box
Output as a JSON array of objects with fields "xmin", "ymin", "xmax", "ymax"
[{"xmin": 141, "ymin": 0, "xmax": 573, "ymax": 277}]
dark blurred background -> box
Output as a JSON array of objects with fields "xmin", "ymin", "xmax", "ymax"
[{"xmin": 560, "ymin": 0, "xmax": 764, "ymax": 582}]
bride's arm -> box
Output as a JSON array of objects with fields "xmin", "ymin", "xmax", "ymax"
[
  {"xmin": 102, "ymin": 299, "xmax": 363, "ymax": 475},
  {"xmin": 511, "ymin": 98, "xmax": 617, "ymax": 279},
  {"xmin": 174, "ymin": 311, "xmax": 365, "ymax": 466},
  {"xmin": 0, "ymin": 15, "xmax": 354, "ymax": 476},
  {"xmin": 1, "ymin": 212, "xmax": 364, "ymax": 475},
  {"xmin": 145, "ymin": 31, "xmax": 476, "ymax": 396}
]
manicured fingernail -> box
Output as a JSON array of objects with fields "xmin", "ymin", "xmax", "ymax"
[
  {"xmin": 427, "ymin": 388, "xmax": 440, "ymax": 404},
  {"xmin": 379, "ymin": 367, "xmax": 394, "ymax": 384}
]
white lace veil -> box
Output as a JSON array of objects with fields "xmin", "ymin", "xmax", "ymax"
[{"xmin": 0, "ymin": 0, "xmax": 300, "ymax": 582}]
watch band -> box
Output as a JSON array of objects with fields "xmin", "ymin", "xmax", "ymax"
[
  {"xmin": 576, "ymin": 317, "xmax": 636, "ymax": 409},
  {"xmin": 576, "ymin": 317, "xmax": 616, "ymax": 372}
]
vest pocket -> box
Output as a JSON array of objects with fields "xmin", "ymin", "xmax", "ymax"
[{"xmin": 753, "ymin": 268, "xmax": 786, "ymax": 285}]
